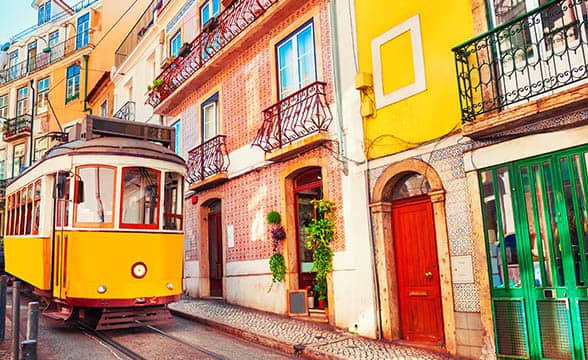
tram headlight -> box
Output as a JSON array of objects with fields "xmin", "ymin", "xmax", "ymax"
[
  {"xmin": 166, "ymin": 283, "xmax": 174, "ymax": 290},
  {"xmin": 131, "ymin": 262, "xmax": 147, "ymax": 279},
  {"xmin": 97, "ymin": 285, "xmax": 107, "ymax": 294}
]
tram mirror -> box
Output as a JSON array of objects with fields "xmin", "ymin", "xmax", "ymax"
[
  {"xmin": 74, "ymin": 179, "xmax": 84, "ymax": 204},
  {"xmin": 56, "ymin": 173, "xmax": 68, "ymax": 199}
]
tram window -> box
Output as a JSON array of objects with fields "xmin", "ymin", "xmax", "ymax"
[
  {"xmin": 121, "ymin": 167, "xmax": 160, "ymax": 229},
  {"xmin": 163, "ymin": 172, "xmax": 183, "ymax": 230},
  {"xmin": 33, "ymin": 180, "xmax": 41, "ymax": 235},
  {"xmin": 56, "ymin": 178, "xmax": 70, "ymax": 227},
  {"xmin": 25, "ymin": 184, "xmax": 33, "ymax": 235},
  {"xmin": 74, "ymin": 166, "xmax": 115, "ymax": 226}
]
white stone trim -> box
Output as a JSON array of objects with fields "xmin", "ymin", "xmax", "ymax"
[{"xmin": 371, "ymin": 14, "xmax": 426, "ymax": 109}]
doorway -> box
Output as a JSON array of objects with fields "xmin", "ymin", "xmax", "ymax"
[
  {"xmin": 207, "ymin": 200, "xmax": 222, "ymax": 297},
  {"xmin": 391, "ymin": 173, "xmax": 444, "ymax": 344}
]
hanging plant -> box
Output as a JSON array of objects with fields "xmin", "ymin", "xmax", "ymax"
[
  {"xmin": 305, "ymin": 199, "xmax": 336, "ymax": 303},
  {"xmin": 267, "ymin": 210, "xmax": 286, "ymax": 291},
  {"xmin": 269, "ymin": 252, "xmax": 286, "ymax": 283}
]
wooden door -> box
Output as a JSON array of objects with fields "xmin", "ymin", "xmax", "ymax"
[
  {"xmin": 392, "ymin": 196, "xmax": 444, "ymax": 344},
  {"xmin": 208, "ymin": 211, "xmax": 223, "ymax": 297}
]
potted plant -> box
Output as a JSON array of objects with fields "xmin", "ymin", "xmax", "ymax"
[
  {"xmin": 202, "ymin": 17, "xmax": 219, "ymax": 33},
  {"xmin": 305, "ymin": 199, "xmax": 336, "ymax": 314},
  {"xmin": 161, "ymin": 55, "xmax": 175, "ymax": 69},
  {"xmin": 267, "ymin": 210, "xmax": 286, "ymax": 291},
  {"xmin": 178, "ymin": 42, "xmax": 192, "ymax": 58},
  {"xmin": 306, "ymin": 286, "xmax": 315, "ymax": 309},
  {"xmin": 147, "ymin": 78, "xmax": 164, "ymax": 92}
]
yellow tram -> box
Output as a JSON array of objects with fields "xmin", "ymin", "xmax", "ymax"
[{"xmin": 3, "ymin": 115, "xmax": 185, "ymax": 329}]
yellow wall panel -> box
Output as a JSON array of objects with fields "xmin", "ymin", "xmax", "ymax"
[{"xmin": 381, "ymin": 31, "xmax": 414, "ymax": 95}]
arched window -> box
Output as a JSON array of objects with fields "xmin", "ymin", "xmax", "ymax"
[{"xmin": 391, "ymin": 172, "xmax": 431, "ymax": 200}]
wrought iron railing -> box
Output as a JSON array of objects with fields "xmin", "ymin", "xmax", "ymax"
[
  {"xmin": 0, "ymin": 32, "xmax": 90, "ymax": 86},
  {"xmin": 10, "ymin": 0, "xmax": 99, "ymax": 43},
  {"xmin": 186, "ymin": 135, "xmax": 229, "ymax": 184},
  {"xmin": 113, "ymin": 101, "xmax": 136, "ymax": 121},
  {"xmin": 252, "ymin": 81, "xmax": 333, "ymax": 153},
  {"xmin": 3, "ymin": 114, "xmax": 32, "ymax": 140},
  {"xmin": 453, "ymin": 0, "xmax": 588, "ymax": 122},
  {"xmin": 147, "ymin": 0, "xmax": 278, "ymax": 108},
  {"xmin": 115, "ymin": 0, "xmax": 157, "ymax": 68}
]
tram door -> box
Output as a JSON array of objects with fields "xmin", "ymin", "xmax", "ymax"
[
  {"xmin": 53, "ymin": 176, "xmax": 70, "ymax": 299},
  {"xmin": 514, "ymin": 151, "xmax": 588, "ymax": 358}
]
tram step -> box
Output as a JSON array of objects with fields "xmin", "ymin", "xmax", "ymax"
[
  {"xmin": 96, "ymin": 306, "xmax": 173, "ymax": 330},
  {"xmin": 42, "ymin": 307, "xmax": 73, "ymax": 322}
]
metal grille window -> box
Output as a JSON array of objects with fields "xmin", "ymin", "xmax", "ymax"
[
  {"xmin": 16, "ymin": 87, "xmax": 28, "ymax": 116},
  {"xmin": 37, "ymin": 77, "xmax": 49, "ymax": 114},
  {"xmin": 276, "ymin": 22, "xmax": 317, "ymax": 99},
  {"xmin": 76, "ymin": 13, "xmax": 90, "ymax": 49},
  {"xmin": 66, "ymin": 64, "xmax": 80, "ymax": 103},
  {"xmin": 0, "ymin": 94, "xmax": 8, "ymax": 119},
  {"xmin": 170, "ymin": 30, "xmax": 181, "ymax": 58}
]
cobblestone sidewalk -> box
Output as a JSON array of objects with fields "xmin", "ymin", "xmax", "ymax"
[{"xmin": 169, "ymin": 298, "xmax": 452, "ymax": 360}]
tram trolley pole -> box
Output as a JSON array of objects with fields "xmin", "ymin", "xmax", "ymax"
[
  {"xmin": 12, "ymin": 280, "xmax": 20, "ymax": 360},
  {"xmin": 0, "ymin": 275, "xmax": 7, "ymax": 341}
]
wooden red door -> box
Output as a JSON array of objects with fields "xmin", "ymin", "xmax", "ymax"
[
  {"xmin": 208, "ymin": 211, "xmax": 223, "ymax": 297},
  {"xmin": 392, "ymin": 196, "xmax": 444, "ymax": 344}
]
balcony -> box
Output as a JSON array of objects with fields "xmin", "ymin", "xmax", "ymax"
[
  {"xmin": 187, "ymin": 135, "xmax": 230, "ymax": 191},
  {"xmin": 252, "ymin": 81, "xmax": 333, "ymax": 162},
  {"xmin": 0, "ymin": 32, "xmax": 91, "ymax": 87},
  {"xmin": 453, "ymin": 0, "xmax": 588, "ymax": 136},
  {"xmin": 147, "ymin": 0, "xmax": 279, "ymax": 111},
  {"xmin": 115, "ymin": 0, "xmax": 159, "ymax": 69},
  {"xmin": 3, "ymin": 114, "xmax": 32, "ymax": 141},
  {"xmin": 113, "ymin": 101, "xmax": 136, "ymax": 122}
]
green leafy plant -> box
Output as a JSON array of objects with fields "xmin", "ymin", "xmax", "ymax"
[
  {"xmin": 269, "ymin": 252, "xmax": 286, "ymax": 283},
  {"xmin": 266, "ymin": 210, "xmax": 281, "ymax": 224},
  {"xmin": 305, "ymin": 199, "xmax": 336, "ymax": 302},
  {"xmin": 147, "ymin": 78, "xmax": 165, "ymax": 91}
]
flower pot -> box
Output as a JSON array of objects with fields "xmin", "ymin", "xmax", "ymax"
[
  {"xmin": 318, "ymin": 298, "xmax": 326, "ymax": 309},
  {"xmin": 308, "ymin": 296, "xmax": 314, "ymax": 308}
]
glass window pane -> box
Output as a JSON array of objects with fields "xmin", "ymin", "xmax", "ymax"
[
  {"xmin": 496, "ymin": 167, "xmax": 521, "ymax": 288},
  {"xmin": 203, "ymin": 102, "xmax": 217, "ymax": 141},
  {"xmin": 76, "ymin": 167, "xmax": 115, "ymax": 224},
  {"xmin": 163, "ymin": 172, "xmax": 183, "ymax": 230},
  {"xmin": 121, "ymin": 168, "xmax": 160, "ymax": 227},
  {"xmin": 481, "ymin": 170, "xmax": 504, "ymax": 288},
  {"xmin": 543, "ymin": 161, "xmax": 566, "ymax": 286},
  {"xmin": 567, "ymin": 155, "xmax": 588, "ymax": 286}
]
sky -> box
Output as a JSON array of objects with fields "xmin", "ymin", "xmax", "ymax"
[{"xmin": 0, "ymin": 1, "xmax": 38, "ymax": 45}]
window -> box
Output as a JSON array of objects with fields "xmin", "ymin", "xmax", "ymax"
[
  {"xmin": 100, "ymin": 100, "xmax": 108, "ymax": 117},
  {"xmin": 37, "ymin": 77, "xmax": 50, "ymax": 114},
  {"xmin": 74, "ymin": 166, "xmax": 115, "ymax": 227},
  {"xmin": 32, "ymin": 180, "xmax": 41, "ymax": 235},
  {"xmin": 8, "ymin": 51, "xmax": 18, "ymax": 81},
  {"xmin": 27, "ymin": 42, "xmax": 37, "ymax": 72},
  {"xmin": 76, "ymin": 13, "xmax": 90, "ymax": 49},
  {"xmin": 16, "ymin": 87, "xmax": 28, "ymax": 116},
  {"xmin": 48, "ymin": 30, "xmax": 61, "ymax": 63},
  {"xmin": 48, "ymin": 31, "xmax": 59, "ymax": 47},
  {"xmin": 38, "ymin": 1, "xmax": 51, "ymax": 25},
  {"xmin": 0, "ymin": 149, "xmax": 6, "ymax": 180},
  {"xmin": 276, "ymin": 21, "xmax": 317, "ymax": 98},
  {"xmin": 66, "ymin": 64, "xmax": 80, "ymax": 102},
  {"xmin": 201, "ymin": 93, "xmax": 218, "ymax": 142},
  {"xmin": 200, "ymin": 0, "xmax": 220, "ymax": 27},
  {"xmin": 170, "ymin": 30, "xmax": 182, "ymax": 58},
  {"xmin": 121, "ymin": 167, "xmax": 160, "ymax": 229},
  {"xmin": 12, "ymin": 143, "xmax": 26, "ymax": 178},
  {"xmin": 171, "ymin": 120, "xmax": 181, "ymax": 155},
  {"xmin": 55, "ymin": 176, "xmax": 70, "ymax": 227},
  {"xmin": 0, "ymin": 95, "xmax": 8, "ymax": 119},
  {"xmin": 34, "ymin": 137, "xmax": 49, "ymax": 161},
  {"xmin": 163, "ymin": 172, "xmax": 184, "ymax": 230}
]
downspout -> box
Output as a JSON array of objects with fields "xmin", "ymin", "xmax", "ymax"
[
  {"xmin": 328, "ymin": 0, "xmax": 348, "ymax": 173},
  {"xmin": 29, "ymin": 79, "xmax": 36, "ymax": 166},
  {"xmin": 83, "ymin": 54, "xmax": 92, "ymax": 114}
]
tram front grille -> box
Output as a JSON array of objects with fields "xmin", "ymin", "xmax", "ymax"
[{"xmin": 493, "ymin": 299, "xmax": 528, "ymax": 357}]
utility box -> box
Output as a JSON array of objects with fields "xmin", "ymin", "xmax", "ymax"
[{"xmin": 355, "ymin": 72, "xmax": 373, "ymax": 90}]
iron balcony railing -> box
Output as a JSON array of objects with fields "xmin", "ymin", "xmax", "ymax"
[
  {"xmin": 252, "ymin": 81, "xmax": 333, "ymax": 153},
  {"xmin": 453, "ymin": 0, "xmax": 588, "ymax": 122},
  {"xmin": 113, "ymin": 101, "xmax": 136, "ymax": 121},
  {"xmin": 0, "ymin": 32, "xmax": 91, "ymax": 86},
  {"xmin": 146, "ymin": 0, "xmax": 278, "ymax": 108},
  {"xmin": 115, "ymin": 0, "xmax": 158, "ymax": 68},
  {"xmin": 3, "ymin": 114, "xmax": 32, "ymax": 140},
  {"xmin": 10, "ymin": 0, "xmax": 99, "ymax": 43},
  {"xmin": 186, "ymin": 135, "xmax": 229, "ymax": 184}
]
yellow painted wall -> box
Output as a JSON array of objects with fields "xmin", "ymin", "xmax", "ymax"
[{"xmin": 355, "ymin": 1, "xmax": 474, "ymax": 159}]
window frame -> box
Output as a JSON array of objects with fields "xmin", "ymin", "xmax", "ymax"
[
  {"xmin": 275, "ymin": 20, "xmax": 318, "ymax": 99},
  {"xmin": 200, "ymin": 0, "xmax": 220, "ymax": 28},
  {"xmin": 0, "ymin": 148, "xmax": 6, "ymax": 180},
  {"xmin": 119, "ymin": 167, "xmax": 161, "ymax": 230},
  {"xmin": 37, "ymin": 77, "xmax": 50, "ymax": 114},
  {"xmin": 171, "ymin": 120, "xmax": 181, "ymax": 155},
  {"xmin": 201, "ymin": 93, "xmax": 219, "ymax": 143},
  {"xmin": 0, "ymin": 94, "xmax": 8, "ymax": 119},
  {"xmin": 76, "ymin": 13, "xmax": 90, "ymax": 50},
  {"xmin": 65, "ymin": 64, "xmax": 80, "ymax": 103},
  {"xmin": 12, "ymin": 142, "xmax": 27, "ymax": 178},
  {"xmin": 32, "ymin": 180, "xmax": 41, "ymax": 235},
  {"xmin": 100, "ymin": 99, "xmax": 108, "ymax": 117},
  {"xmin": 16, "ymin": 86, "xmax": 29, "ymax": 116},
  {"xmin": 73, "ymin": 165, "xmax": 117, "ymax": 228},
  {"xmin": 169, "ymin": 30, "xmax": 182, "ymax": 58}
]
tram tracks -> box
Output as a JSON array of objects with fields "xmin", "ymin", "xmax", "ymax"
[{"xmin": 80, "ymin": 318, "xmax": 228, "ymax": 360}]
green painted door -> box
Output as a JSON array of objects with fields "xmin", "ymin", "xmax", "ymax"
[{"xmin": 480, "ymin": 145, "xmax": 588, "ymax": 359}]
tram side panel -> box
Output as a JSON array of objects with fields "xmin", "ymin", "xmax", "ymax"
[{"xmin": 4, "ymin": 236, "xmax": 52, "ymax": 290}]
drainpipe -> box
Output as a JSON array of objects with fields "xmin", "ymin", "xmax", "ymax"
[
  {"xmin": 29, "ymin": 79, "xmax": 35, "ymax": 166},
  {"xmin": 83, "ymin": 54, "xmax": 92, "ymax": 114},
  {"xmin": 328, "ymin": 0, "xmax": 348, "ymax": 174}
]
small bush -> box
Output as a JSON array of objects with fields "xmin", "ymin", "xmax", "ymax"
[{"xmin": 266, "ymin": 210, "xmax": 281, "ymax": 224}]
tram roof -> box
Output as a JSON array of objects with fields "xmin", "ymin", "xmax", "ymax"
[{"xmin": 44, "ymin": 136, "xmax": 185, "ymax": 166}]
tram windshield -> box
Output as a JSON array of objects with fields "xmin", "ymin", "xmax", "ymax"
[
  {"xmin": 75, "ymin": 166, "xmax": 115, "ymax": 226},
  {"xmin": 121, "ymin": 167, "xmax": 160, "ymax": 229}
]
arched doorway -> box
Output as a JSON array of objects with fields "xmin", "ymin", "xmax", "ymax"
[
  {"xmin": 293, "ymin": 168, "xmax": 323, "ymax": 291},
  {"xmin": 370, "ymin": 158, "xmax": 456, "ymax": 353},
  {"xmin": 206, "ymin": 200, "xmax": 223, "ymax": 297},
  {"xmin": 390, "ymin": 173, "xmax": 444, "ymax": 344}
]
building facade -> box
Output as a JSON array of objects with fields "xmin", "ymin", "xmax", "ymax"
[
  {"xmin": 137, "ymin": 0, "xmax": 377, "ymax": 336},
  {"xmin": 354, "ymin": 0, "xmax": 489, "ymax": 358},
  {"xmin": 456, "ymin": 0, "xmax": 588, "ymax": 358}
]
